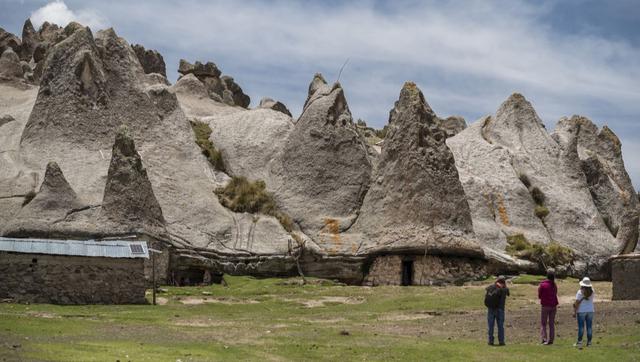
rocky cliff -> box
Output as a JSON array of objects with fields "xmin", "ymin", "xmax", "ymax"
[{"xmin": 0, "ymin": 19, "xmax": 636, "ymax": 283}]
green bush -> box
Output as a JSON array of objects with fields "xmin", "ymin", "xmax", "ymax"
[
  {"xmin": 530, "ymin": 186, "xmax": 545, "ymax": 206},
  {"xmin": 505, "ymin": 234, "xmax": 574, "ymax": 267},
  {"xmin": 215, "ymin": 176, "xmax": 293, "ymax": 232},
  {"xmin": 534, "ymin": 205, "xmax": 549, "ymax": 219},
  {"xmin": 190, "ymin": 120, "xmax": 225, "ymax": 172},
  {"xmin": 375, "ymin": 125, "xmax": 388, "ymax": 139}
]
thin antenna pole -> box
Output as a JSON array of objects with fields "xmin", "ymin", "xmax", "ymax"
[{"xmin": 337, "ymin": 58, "xmax": 350, "ymax": 82}]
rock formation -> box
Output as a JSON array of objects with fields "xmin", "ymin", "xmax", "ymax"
[
  {"xmin": 19, "ymin": 19, "xmax": 39, "ymax": 61},
  {"xmin": 0, "ymin": 49, "xmax": 23, "ymax": 80},
  {"xmin": 553, "ymin": 116, "xmax": 639, "ymax": 254},
  {"xmin": 271, "ymin": 74, "xmax": 372, "ymax": 240},
  {"xmin": 132, "ymin": 44, "xmax": 166, "ymax": 77},
  {"xmin": 0, "ymin": 18, "xmax": 636, "ymax": 284},
  {"xmin": 178, "ymin": 59, "xmax": 250, "ymax": 108},
  {"xmin": 2, "ymin": 162, "xmax": 86, "ymax": 238},
  {"xmin": 447, "ymin": 94, "xmax": 620, "ymax": 275},
  {"xmin": 353, "ymin": 82, "xmax": 480, "ymax": 257},
  {"xmin": 0, "ymin": 28, "xmax": 21, "ymax": 55},
  {"xmin": 99, "ymin": 127, "xmax": 165, "ymax": 231},
  {"xmin": 259, "ymin": 97, "xmax": 292, "ymax": 117}
]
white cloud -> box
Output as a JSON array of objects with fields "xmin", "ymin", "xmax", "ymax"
[{"xmin": 30, "ymin": 0, "xmax": 107, "ymax": 30}]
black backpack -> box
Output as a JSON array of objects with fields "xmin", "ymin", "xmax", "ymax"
[{"xmin": 484, "ymin": 284, "xmax": 501, "ymax": 308}]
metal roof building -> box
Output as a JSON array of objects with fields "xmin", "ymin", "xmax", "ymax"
[{"xmin": 0, "ymin": 237, "xmax": 149, "ymax": 258}]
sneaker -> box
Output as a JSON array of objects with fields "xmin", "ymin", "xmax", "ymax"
[
  {"xmin": 586, "ymin": 341, "xmax": 592, "ymax": 347},
  {"xmin": 541, "ymin": 340, "xmax": 547, "ymax": 345},
  {"xmin": 543, "ymin": 341, "xmax": 553, "ymax": 345},
  {"xmin": 498, "ymin": 342, "xmax": 506, "ymax": 346},
  {"xmin": 574, "ymin": 342, "xmax": 583, "ymax": 349},
  {"xmin": 488, "ymin": 342, "xmax": 494, "ymax": 346}
]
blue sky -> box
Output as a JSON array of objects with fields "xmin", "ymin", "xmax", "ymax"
[{"xmin": 2, "ymin": 0, "xmax": 639, "ymax": 188}]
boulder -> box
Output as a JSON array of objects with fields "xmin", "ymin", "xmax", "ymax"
[
  {"xmin": 132, "ymin": 44, "xmax": 166, "ymax": 77},
  {"xmin": 353, "ymin": 82, "xmax": 480, "ymax": 257},
  {"xmin": 99, "ymin": 127, "xmax": 165, "ymax": 231},
  {"xmin": 0, "ymin": 49, "xmax": 24, "ymax": 79},
  {"xmin": 271, "ymin": 74, "xmax": 372, "ymax": 238},
  {"xmin": 259, "ymin": 97, "xmax": 292, "ymax": 117},
  {"xmin": 221, "ymin": 75, "xmax": 250, "ymax": 108}
]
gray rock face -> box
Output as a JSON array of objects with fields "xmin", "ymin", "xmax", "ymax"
[
  {"xmin": 19, "ymin": 19, "xmax": 40, "ymax": 61},
  {"xmin": 0, "ymin": 27, "xmax": 21, "ymax": 55},
  {"xmin": 2, "ymin": 162, "xmax": 86, "ymax": 238},
  {"xmin": 448, "ymin": 94, "xmax": 618, "ymax": 270},
  {"xmin": 553, "ymin": 116, "xmax": 639, "ymax": 254},
  {"xmin": 0, "ymin": 49, "xmax": 24, "ymax": 79},
  {"xmin": 438, "ymin": 116, "xmax": 467, "ymax": 138},
  {"xmin": 353, "ymin": 82, "xmax": 480, "ymax": 257},
  {"xmin": 99, "ymin": 128, "xmax": 165, "ymax": 230},
  {"xmin": 178, "ymin": 59, "xmax": 250, "ymax": 108},
  {"xmin": 259, "ymin": 97, "xmax": 292, "ymax": 117},
  {"xmin": 271, "ymin": 74, "xmax": 372, "ymax": 238},
  {"xmin": 132, "ymin": 44, "xmax": 166, "ymax": 77}
]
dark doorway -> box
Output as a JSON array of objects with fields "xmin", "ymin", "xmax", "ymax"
[{"xmin": 401, "ymin": 260, "xmax": 414, "ymax": 286}]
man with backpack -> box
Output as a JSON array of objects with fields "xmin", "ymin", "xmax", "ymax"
[{"xmin": 485, "ymin": 275, "xmax": 510, "ymax": 346}]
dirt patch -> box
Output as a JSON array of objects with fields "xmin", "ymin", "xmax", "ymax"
[
  {"xmin": 26, "ymin": 311, "xmax": 60, "ymax": 319},
  {"xmin": 179, "ymin": 297, "xmax": 259, "ymax": 305},
  {"xmin": 289, "ymin": 296, "xmax": 365, "ymax": 308},
  {"xmin": 173, "ymin": 319, "xmax": 237, "ymax": 327}
]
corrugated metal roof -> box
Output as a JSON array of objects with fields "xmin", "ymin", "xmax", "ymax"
[{"xmin": 0, "ymin": 237, "xmax": 149, "ymax": 259}]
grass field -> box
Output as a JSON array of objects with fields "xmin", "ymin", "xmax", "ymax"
[{"xmin": 0, "ymin": 275, "xmax": 639, "ymax": 361}]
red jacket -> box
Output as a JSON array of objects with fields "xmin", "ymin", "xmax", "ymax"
[{"xmin": 538, "ymin": 279, "xmax": 559, "ymax": 307}]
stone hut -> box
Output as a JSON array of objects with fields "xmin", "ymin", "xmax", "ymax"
[
  {"xmin": 0, "ymin": 237, "xmax": 149, "ymax": 304},
  {"xmin": 611, "ymin": 253, "xmax": 640, "ymax": 300}
]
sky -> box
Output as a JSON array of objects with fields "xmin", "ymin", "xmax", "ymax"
[{"xmin": 1, "ymin": 0, "xmax": 639, "ymax": 188}]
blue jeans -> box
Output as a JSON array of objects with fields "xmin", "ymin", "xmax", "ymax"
[
  {"xmin": 487, "ymin": 308, "xmax": 505, "ymax": 344},
  {"xmin": 577, "ymin": 312, "xmax": 594, "ymax": 343}
]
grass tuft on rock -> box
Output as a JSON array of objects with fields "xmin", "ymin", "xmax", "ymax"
[
  {"xmin": 534, "ymin": 205, "xmax": 549, "ymax": 219},
  {"xmin": 190, "ymin": 120, "xmax": 225, "ymax": 172},
  {"xmin": 215, "ymin": 176, "xmax": 293, "ymax": 232},
  {"xmin": 506, "ymin": 234, "xmax": 574, "ymax": 268}
]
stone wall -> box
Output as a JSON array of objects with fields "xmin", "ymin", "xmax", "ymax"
[
  {"xmin": 364, "ymin": 254, "xmax": 487, "ymax": 286},
  {"xmin": 0, "ymin": 252, "xmax": 147, "ymax": 304},
  {"xmin": 611, "ymin": 254, "xmax": 640, "ymax": 300},
  {"xmin": 140, "ymin": 236, "xmax": 171, "ymax": 285}
]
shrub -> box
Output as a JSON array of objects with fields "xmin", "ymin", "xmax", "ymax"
[
  {"xmin": 505, "ymin": 234, "xmax": 575, "ymax": 267},
  {"xmin": 530, "ymin": 186, "xmax": 545, "ymax": 206},
  {"xmin": 190, "ymin": 120, "xmax": 225, "ymax": 172},
  {"xmin": 22, "ymin": 190, "xmax": 36, "ymax": 206},
  {"xmin": 375, "ymin": 125, "xmax": 388, "ymax": 139},
  {"xmin": 518, "ymin": 173, "xmax": 531, "ymax": 189},
  {"xmin": 534, "ymin": 205, "xmax": 549, "ymax": 219},
  {"xmin": 215, "ymin": 176, "xmax": 293, "ymax": 232}
]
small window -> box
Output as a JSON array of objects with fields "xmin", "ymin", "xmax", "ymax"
[{"xmin": 129, "ymin": 244, "xmax": 144, "ymax": 254}]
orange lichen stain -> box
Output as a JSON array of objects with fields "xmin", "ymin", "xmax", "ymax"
[
  {"xmin": 323, "ymin": 218, "xmax": 342, "ymax": 254},
  {"xmin": 496, "ymin": 194, "xmax": 510, "ymax": 226}
]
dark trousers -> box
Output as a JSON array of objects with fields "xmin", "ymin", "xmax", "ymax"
[
  {"xmin": 487, "ymin": 308, "xmax": 505, "ymax": 344},
  {"xmin": 540, "ymin": 306, "xmax": 557, "ymax": 343}
]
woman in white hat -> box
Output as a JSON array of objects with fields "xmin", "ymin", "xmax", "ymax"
[{"xmin": 572, "ymin": 277, "xmax": 595, "ymax": 348}]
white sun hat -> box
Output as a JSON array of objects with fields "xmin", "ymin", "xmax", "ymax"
[{"xmin": 579, "ymin": 277, "xmax": 593, "ymax": 288}]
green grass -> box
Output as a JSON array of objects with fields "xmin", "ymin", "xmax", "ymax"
[
  {"xmin": 190, "ymin": 120, "xmax": 225, "ymax": 172},
  {"xmin": 215, "ymin": 176, "xmax": 293, "ymax": 232},
  {"xmin": 1, "ymin": 276, "xmax": 638, "ymax": 361}
]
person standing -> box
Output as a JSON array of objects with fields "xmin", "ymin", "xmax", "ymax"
[
  {"xmin": 485, "ymin": 275, "xmax": 510, "ymax": 346},
  {"xmin": 573, "ymin": 277, "xmax": 595, "ymax": 349},
  {"xmin": 538, "ymin": 269, "xmax": 559, "ymax": 345}
]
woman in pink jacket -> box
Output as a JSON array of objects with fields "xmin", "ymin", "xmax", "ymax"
[{"xmin": 538, "ymin": 269, "xmax": 559, "ymax": 345}]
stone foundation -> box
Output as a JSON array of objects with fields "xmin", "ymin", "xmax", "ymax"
[
  {"xmin": 611, "ymin": 254, "xmax": 640, "ymax": 300},
  {"xmin": 364, "ymin": 254, "xmax": 487, "ymax": 286},
  {"xmin": 0, "ymin": 252, "xmax": 147, "ymax": 304}
]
